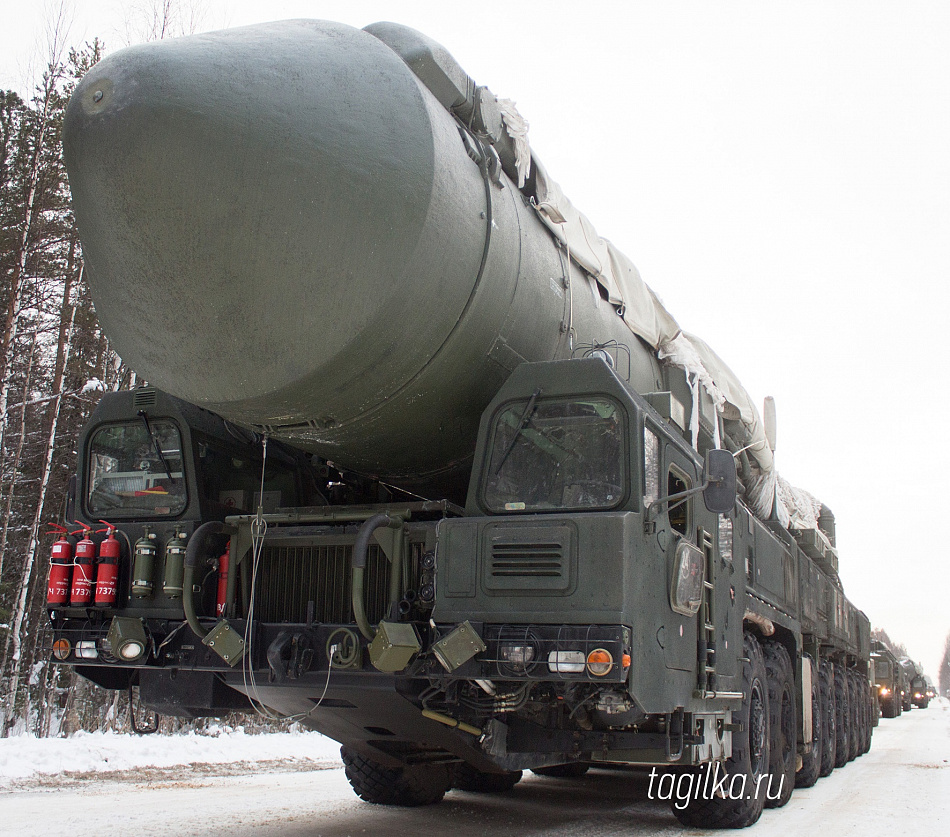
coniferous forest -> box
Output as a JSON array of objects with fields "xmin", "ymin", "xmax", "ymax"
[{"xmin": 0, "ymin": 3, "xmax": 289, "ymax": 738}]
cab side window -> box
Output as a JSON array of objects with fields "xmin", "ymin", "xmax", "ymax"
[{"xmin": 667, "ymin": 466, "xmax": 690, "ymax": 536}]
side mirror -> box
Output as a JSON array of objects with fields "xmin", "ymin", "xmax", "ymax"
[{"xmin": 703, "ymin": 449, "xmax": 737, "ymax": 514}]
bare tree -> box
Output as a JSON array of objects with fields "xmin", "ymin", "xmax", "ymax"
[{"xmin": 121, "ymin": 0, "xmax": 210, "ymax": 45}]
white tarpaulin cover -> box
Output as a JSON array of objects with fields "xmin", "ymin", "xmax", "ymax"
[
  {"xmin": 531, "ymin": 158, "xmax": 681, "ymax": 351},
  {"xmin": 501, "ymin": 108, "xmax": 826, "ymax": 539}
]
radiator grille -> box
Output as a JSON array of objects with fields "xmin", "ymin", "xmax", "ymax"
[{"xmin": 254, "ymin": 542, "xmax": 419, "ymax": 624}]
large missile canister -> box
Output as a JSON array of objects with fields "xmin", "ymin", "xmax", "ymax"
[{"xmin": 63, "ymin": 20, "xmax": 661, "ymax": 489}]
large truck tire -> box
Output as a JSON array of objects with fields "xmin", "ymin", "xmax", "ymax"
[
  {"xmin": 796, "ymin": 655, "xmax": 822, "ymax": 789},
  {"xmin": 672, "ymin": 632, "xmax": 770, "ymax": 829},
  {"xmin": 453, "ymin": 763, "xmax": 523, "ymax": 793},
  {"xmin": 862, "ymin": 680, "xmax": 874, "ymax": 753},
  {"xmin": 532, "ymin": 763, "xmax": 591, "ymax": 778},
  {"xmin": 763, "ymin": 641, "xmax": 796, "ymax": 807},
  {"xmin": 341, "ymin": 747, "xmax": 452, "ymax": 806},
  {"xmin": 833, "ymin": 663, "xmax": 850, "ymax": 768},
  {"xmin": 819, "ymin": 660, "xmax": 836, "ymax": 777},
  {"xmin": 881, "ymin": 692, "xmax": 897, "ymax": 719},
  {"xmin": 847, "ymin": 672, "xmax": 861, "ymax": 762}
]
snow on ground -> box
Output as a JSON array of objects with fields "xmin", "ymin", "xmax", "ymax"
[
  {"xmin": 0, "ymin": 702, "xmax": 947, "ymax": 836},
  {"xmin": 0, "ymin": 727, "xmax": 342, "ymax": 786}
]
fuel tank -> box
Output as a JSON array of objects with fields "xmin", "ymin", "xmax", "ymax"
[{"xmin": 63, "ymin": 20, "xmax": 658, "ymax": 488}]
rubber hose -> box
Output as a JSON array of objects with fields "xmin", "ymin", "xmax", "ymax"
[{"xmin": 182, "ymin": 520, "xmax": 226, "ymax": 639}]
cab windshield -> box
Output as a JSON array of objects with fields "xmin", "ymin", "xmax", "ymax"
[
  {"xmin": 483, "ymin": 397, "xmax": 625, "ymax": 513},
  {"xmin": 87, "ymin": 420, "xmax": 187, "ymax": 517}
]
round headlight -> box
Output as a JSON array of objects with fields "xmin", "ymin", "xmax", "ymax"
[{"xmin": 118, "ymin": 640, "xmax": 146, "ymax": 660}]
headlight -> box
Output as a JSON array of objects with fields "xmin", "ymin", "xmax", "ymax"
[
  {"xmin": 500, "ymin": 643, "xmax": 536, "ymax": 673},
  {"xmin": 106, "ymin": 616, "xmax": 149, "ymax": 662},
  {"xmin": 76, "ymin": 640, "xmax": 99, "ymax": 660},
  {"xmin": 670, "ymin": 540, "xmax": 705, "ymax": 616},
  {"xmin": 548, "ymin": 650, "xmax": 585, "ymax": 674}
]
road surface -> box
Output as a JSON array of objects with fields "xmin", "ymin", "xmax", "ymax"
[{"xmin": 2, "ymin": 700, "xmax": 948, "ymax": 836}]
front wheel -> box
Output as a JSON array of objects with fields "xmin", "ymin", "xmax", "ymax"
[
  {"xmin": 341, "ymin": 747, "xmax": 452, "ymax": 807},
  {"xmin": 672, "ymin": 632, "xmax": 770, "ymax": 829}
]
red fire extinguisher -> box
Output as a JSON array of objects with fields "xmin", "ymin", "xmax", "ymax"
[
  {"xmin": 94, "ymin": 520, "xmax": 121, "ymax": 609},
  {"xmin": 216, "ymin": 540, "xmax": 231, "ymax": 618},
  {"xmin": 70, "ymin": 522, "xmax": 96, "ymax": 607},
  {"xmin": 46, "ymin": 524, "xmax": 74, "ymax": 607}
]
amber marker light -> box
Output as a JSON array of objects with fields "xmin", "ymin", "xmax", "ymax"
[
  {"xmin": 52, "ymin": 638, "xmax": 71, "ymax": 660},
  {"xmin": 587, "ymin": 648, "xmax": 613, "ymax": 676}
]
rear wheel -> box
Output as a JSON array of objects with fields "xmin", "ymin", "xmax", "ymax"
[
  {"xmin": 819, "ymin": 660, "xmax": 836, "ymax": 777},
  {"xmin": 833, "ymin": 664, "xmax": 850, "ymax": 768},
  {"xmin": 532, "ymin": 763, "xmax": 590, "ymax": 778},
  {"xmin": 763, "ymin": 641, "xmax": 796, "ymax": 807},
  {"xmin": 341, "ymin": 747, "xmax": 452, "ymax": 807},
  {"xmin": 847, "ymin": 672, "xmax": 860, "ymax": 762},
  {"xmin": 796, "ymin": 655, "xmax": 821, "ymax": 789},
  {"xmin": 672, "ymin": 632, "xmax": 770, "ymax": 829},
  {"xmin": 453, "ymin": 763, "xmax": 523, "ymax": 793}
]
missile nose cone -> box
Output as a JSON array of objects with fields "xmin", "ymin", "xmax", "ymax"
[{"xmin": 64, "ymin": 20, "xmax": 441, "ymax": 417}]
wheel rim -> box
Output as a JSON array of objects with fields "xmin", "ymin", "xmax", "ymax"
[{"xmin": 749, "ymin": 675, "xmax": 768, "ymax": 778}]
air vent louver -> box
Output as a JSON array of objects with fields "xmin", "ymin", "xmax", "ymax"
[
  {"xmin": 482, "ymin": 524, "xmax": 575, "ymax": 595},
  {"xmin": 490, "ymin": 543, "xmax": 564, "ymax": 577},
  {"xmin": 133, "ymin": 388, "xmax": 158, "ymax": 409}
]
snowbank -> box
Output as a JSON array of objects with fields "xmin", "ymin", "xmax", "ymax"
[{"xmin": 0, "ymin": 727, "xmax": 342, "ymax": 782}]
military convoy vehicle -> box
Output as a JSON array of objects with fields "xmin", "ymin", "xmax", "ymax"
[
  {"xmin": 909, "ymin": 669, "xmax": 931, "ymax": 709},
  {"xmin": 49, "ymin": 20, "xmax": 875, "ymax": 828},
  {"xmin": 897, "ymin": 657, "xmax": 919, "ymax": 712},
  {"xmin": 871, "ymin": 641, "xmax": 903, "ymax": 718}
]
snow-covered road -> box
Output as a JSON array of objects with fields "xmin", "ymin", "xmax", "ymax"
[{"xmin": 1, "ymin": 700, "xmax": 947, "ymax": 836}]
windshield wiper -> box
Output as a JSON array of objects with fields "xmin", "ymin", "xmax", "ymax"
[
  {"xmin": 493, "ymin": 388, "xmax": 542, "ymax": 476},
  {"xmin": 138, "ymin": 410, "xmax": 173, "ymax": 480}
]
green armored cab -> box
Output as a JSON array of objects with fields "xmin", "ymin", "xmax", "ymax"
[
  {"xmin": 871, "ymin": 641, "xmax": 902, "ymax": 718},
  {"xmin": 49, "ymin": 19, "xmax": 876, "ymax": 829}
]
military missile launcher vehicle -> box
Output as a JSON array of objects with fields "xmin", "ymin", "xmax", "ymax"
[
  {"xmin": 897, "ymin": 657, "xmax": 918, "ymax": 712},
  {"xmin": 871, "ymin": 641, "xmax": 902, "ymax": 718},
  {"xmin": 49, "ymin": 20, "xmax": 875, "ymax": 828},
  {"xmin": 910, "ymin": 668, "xmax": 930, "ymax": 709}
]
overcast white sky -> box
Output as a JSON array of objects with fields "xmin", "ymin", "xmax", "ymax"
[{"xmin": 2, "ymin": 1, "xmax": 948, "ymax": 682}]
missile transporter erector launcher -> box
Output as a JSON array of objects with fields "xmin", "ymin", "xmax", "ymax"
[
  {"xmin": 872, "ymin": 641, "xmax": 903, "ymax": 718},
  {"xmin": 51, "ymin": 20, "xmax": 875, "ymax": 828}
]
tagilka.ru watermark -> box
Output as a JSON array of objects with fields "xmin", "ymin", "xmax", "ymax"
[{"xmin": 647, "ymin": 763, "xmax": 785, "ymax": 810}]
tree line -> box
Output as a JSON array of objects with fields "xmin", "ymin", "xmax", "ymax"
[{"xmin": 0, "ymin": 4, "xmax": 286, "ymax": 738}]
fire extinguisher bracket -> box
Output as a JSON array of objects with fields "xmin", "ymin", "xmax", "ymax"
[{"xmin": 202, "ymin": 618, "xmax": 246, "ymax": 666}]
